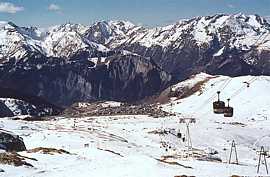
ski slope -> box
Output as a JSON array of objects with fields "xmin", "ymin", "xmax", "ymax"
[{"xmin": 1, "ymin": 74, "xmax": 270, "ymax": 176}]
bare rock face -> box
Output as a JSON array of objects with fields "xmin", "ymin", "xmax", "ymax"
[
  {"xmin": 0, "ymin": 102, "xmax": 14, "ymax": 117},
  {"xmin": 121, "ymin": 35, "xmax": 266, "ymax": 81},
  {"xmin": 0, "ymin": 52, "xmax": 172, "ymax": 108},
  {"xmin": 0, "ymin": 130, "xmax": 26, "ymax": 152}
]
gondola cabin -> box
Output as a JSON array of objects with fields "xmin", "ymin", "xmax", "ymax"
[
  {"xmin": 224, "ymin": 99, "xmax": 234, "ymax": 117},
  {"xmin": 213, "ymin": 91, "xmax": 225, "ymax": 114}
]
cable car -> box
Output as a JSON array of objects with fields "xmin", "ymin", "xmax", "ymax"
[
  {"xmin": 213, "ymin": 91, "xmax": 225, "ymax": 114},
  {"xmin": 243, "ymin": 81, "xmax": 250, "ymax": 88},
  {"xmin": 177, "ymin": 132, "xmax": 182, "ymax": 138},
  {"xmin": 224, "ymin": 99, "xmax": 234, "ymax": 117}
]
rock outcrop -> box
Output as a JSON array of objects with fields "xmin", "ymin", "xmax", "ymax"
[{"xmin": 0, "ymin": 130, "xmax": 26, "ymax": 152}]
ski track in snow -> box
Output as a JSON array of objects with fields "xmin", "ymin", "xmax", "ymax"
[{"xmin": 1, "ymin": 74, "xmax": 270, "ymax": 176}]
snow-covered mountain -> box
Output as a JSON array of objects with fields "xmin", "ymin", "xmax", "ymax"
[
  {"xmin": 0, "ymin": 21, "xmax": 110, "ymax": 61},
  {"xmin": 43, "ymin": 23, "xmax": 110, "ymax": 58},
  {"xmin": 84, "ymin": 20, "xmax": 144, "ymax": 48},
  {"xmin": 0, "ymin": 13, "xmax": 270, "ymax": 111},
  {"xmin": 114, "ymin": 14, "xmax": 270, "ymax": 78},
  {"xmin": 0, "ymin": 14, "xmax": 270, "ymax": 61},
  {"xmin": 118, "ymin": 14, "xmax": 270, "ymax": 49}
]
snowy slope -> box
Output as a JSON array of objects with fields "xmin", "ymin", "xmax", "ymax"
[
  {"xmin": 165, "ymin": 73, "xmax": 270, "ymax": 121},
  {"xmin": 162, "ymin": 73, "xmax": 270, "ymax": 174},
  {"xmin": 1, "ymin": 74, "xmax": 270, "ymax": 176}
]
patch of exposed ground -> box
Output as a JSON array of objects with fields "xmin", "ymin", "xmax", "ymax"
[
  {"xmin": 142, "ymin": 76, "xmax": 211, "ymax": 105},
  {"xmin": 169, "ymin": 78, "xmax": 210, "ymax": 99},
  {"xmin": 155, "ymin": 158, "xmax": 193, "ymax": 169},
  {"xmin": 97, "ymin": 148, "xmax": 124, "ymax": 157},
  {"xmin": 0, "ymin": 152, "xmax": 36, "ymax": 167},
  {"xmin": 27, "ymin": 147, "xmax": 72, "ymax": 155}
]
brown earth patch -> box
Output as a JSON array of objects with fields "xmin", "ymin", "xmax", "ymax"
[
  {"xmin": 27, "ymin": 147, "xmax": 72, "ymax": 155},
  {"xmin": 0, "ymin": 152, "xmax": 37, "ymax": 167}
]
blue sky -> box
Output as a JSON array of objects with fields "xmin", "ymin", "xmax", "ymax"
[{"xmin": 0, "ymin": 0, "xmax": 269, "ymax": 27}]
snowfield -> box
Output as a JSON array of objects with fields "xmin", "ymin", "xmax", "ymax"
[{"xmin": 1, "ymin": 74, "xmax": 270, "ymax": 177}]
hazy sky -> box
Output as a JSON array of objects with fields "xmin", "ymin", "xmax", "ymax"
[{"xmin": 0, "ymin": 0, "xmax": 269, "ymax": 27}]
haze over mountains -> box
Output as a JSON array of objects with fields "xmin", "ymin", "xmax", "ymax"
[{"xmin": 0, "ymin": 13, "xmax": 270, "ymax": 116}]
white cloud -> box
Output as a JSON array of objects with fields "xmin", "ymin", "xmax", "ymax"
[
  {"xmin": 0, "ymin": 2, "xmax": 24, "ymax": 14},
  {"xmin": 48, "ymin": 3, "xmax": 61, "ymax": 11}
]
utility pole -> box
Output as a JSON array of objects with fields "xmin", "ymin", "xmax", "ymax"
[
  {"xmin": 228, "ymin": 140, "xmax": 239, "ymax": 165},
  {"xmin": 257, "ymin": 146, "xmax": 269, "ymax": 174}
]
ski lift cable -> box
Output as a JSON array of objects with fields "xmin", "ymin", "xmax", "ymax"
[
  {"xmin": 198, "ymin": 78, "xmax": 231, "ymax": 106},
  {"xmin": 229, "ymin": 77, "xmax": 256, "ymax": 99},
  {"xmin": 186, "ymin": 78, "xmax": 230, "ymax": 117},
  {"xmin": 229, "ymin": 76, "xmax": 258, "ymax": 100},
  {"xmin": 191, "ymin": 75, "xmax": 257, "ymax": 117},
  {"xmin": 199, "ymin": 76, "xmax": 257, "ymax": 117},
  {"xmin": 189, "ymin": 78, "xmax": 232, "ymax": 116}
]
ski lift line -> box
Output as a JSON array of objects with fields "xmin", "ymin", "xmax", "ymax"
[
  {"xmin": 194, "ymin": 76, "xmax": 255, "ymax": 117},
  {"xmin": 262, "ymin": 77, "xmax": 270, "ymax": 84},
  {"xmin": 229, "ymin": 77, "xmax": 256, "ymax": 99},
  {"xmin": 229, "ymin": 77, "xmax": 258, "ymax": 100},
  {"xmin": 198, "ymin": 78, "xmax": 231, "ymax": 107},
  {"xmin": 189, "ymin": 78, "xmax": 232, "ymax": 116}
]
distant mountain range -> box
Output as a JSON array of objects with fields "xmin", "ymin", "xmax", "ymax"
[{"xmin": 0, "ymin": 13, "xmax": 270, "ymax": 117}]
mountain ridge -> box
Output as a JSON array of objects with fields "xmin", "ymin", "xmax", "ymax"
[
  {"xmin": 1, "ymin": 13, "xmax": 269, "ymax": 60},
  {"xmin": 0, "ymin": 13, "xmax": 270, "ymax": 116}
]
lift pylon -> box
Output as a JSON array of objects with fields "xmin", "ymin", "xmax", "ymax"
[
  {"xmin": 228, "ymin": 140, "xmax": 239, "ymax": 165},
  {"xmin": 257, "ymin": 146, "xmax": 269, "ymax": 174}
]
